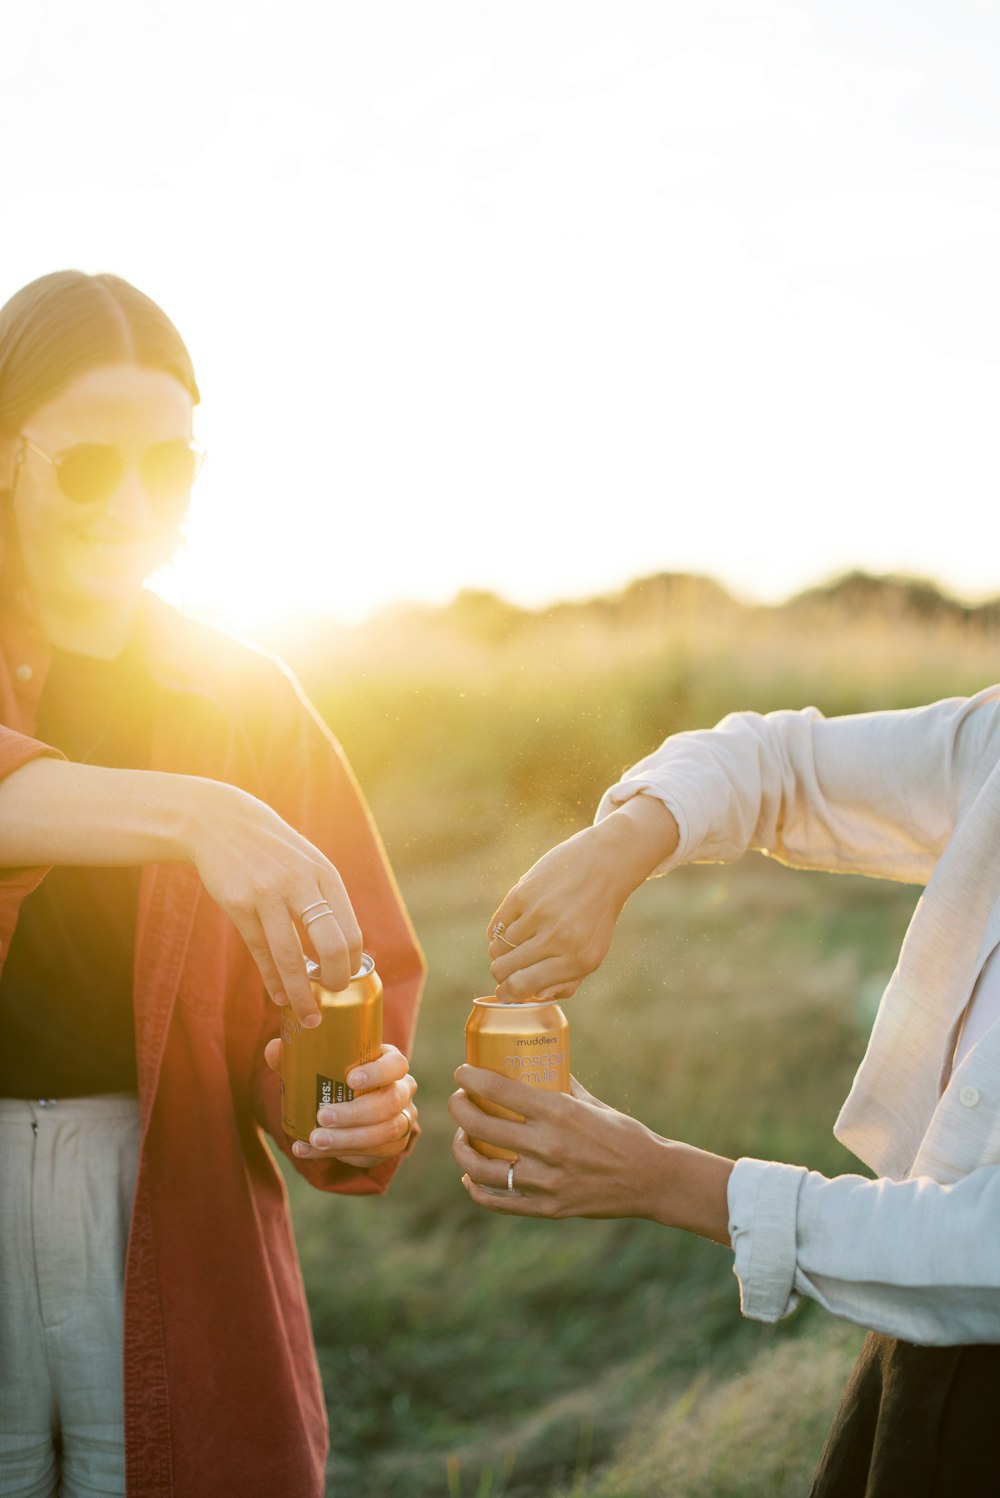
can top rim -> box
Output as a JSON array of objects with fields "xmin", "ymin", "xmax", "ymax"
[
  {"xmin": 472, "ymin": 996, "xmax": 564, "ymax": 1009},
  {"xmin": 306, "ymin": 952, "xmax": 375, "ymax": 982}
]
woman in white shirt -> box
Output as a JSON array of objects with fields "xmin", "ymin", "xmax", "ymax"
[{"xmin": 449, "ymin": 694, "xmax": 1000, "ymax": 1496}]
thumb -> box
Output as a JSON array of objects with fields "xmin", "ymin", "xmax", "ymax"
[{"xmin": 536, "ymin": 981, "xmax": 581, "ymax": 1002}]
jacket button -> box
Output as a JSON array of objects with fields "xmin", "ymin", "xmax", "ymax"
[
  {"xmin": 959, "ymin": 1085, "xmax": 980, "ymax": 1108},
  {"xmin": 15, "ymin": 663, "xmax": 33, "ymax": 683}
]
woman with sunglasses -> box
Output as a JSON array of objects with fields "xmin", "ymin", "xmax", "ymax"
[
  {"xmin": 452, "ymin": 703, "xmax": 1000, "ymax": 1495},
  {"xmin": 0, "ymin": 270, "xmax": 424, "ymax": 1498}
]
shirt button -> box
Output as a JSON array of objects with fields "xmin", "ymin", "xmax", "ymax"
[
  {"xmin": 14, "ymin": 663, "xmax": 33, "ymax": 683},
  {"xmin": 959, "ymin": 1085, "xmax": 980, "ymax": 1108}
]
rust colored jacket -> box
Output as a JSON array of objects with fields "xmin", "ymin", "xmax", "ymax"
[{"xmin": 0, "ymin": 593, "xmax": 425, "ymax": 1498}]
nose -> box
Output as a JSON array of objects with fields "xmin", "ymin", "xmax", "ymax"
[{"xmin": 103, "ymin": 464, "xmax": 153, "ymax": 529}]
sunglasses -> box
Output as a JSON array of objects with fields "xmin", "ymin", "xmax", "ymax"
[{"xmin": 18, "ymin": 435, "xmax": 205, "ymax": 506}]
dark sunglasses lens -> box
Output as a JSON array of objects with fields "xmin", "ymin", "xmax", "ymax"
[
  {"xmin": 56, "ymin": 446, "xmax": 123, "ymax": 504},
  {"xmin": 141, "ymin": 442, "xmax": 200, "ymax": 502}
]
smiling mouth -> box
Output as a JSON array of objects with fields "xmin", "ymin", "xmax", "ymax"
[{"xmin": 83, "ymin": 535, "xmax": 150, "ymax": 555}]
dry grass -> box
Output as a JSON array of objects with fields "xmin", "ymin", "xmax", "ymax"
[{"xmin": 267, "ymin": 572, "xmax": 987, "ymax": 1497}]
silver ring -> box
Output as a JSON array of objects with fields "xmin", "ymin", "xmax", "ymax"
[
  {"xmin": 299, "ymin": 899, "xmax": 329, "ymax": 919},
  {"xmin": 302, "ymin": 905, "xmax": 335, "ymax": 929},
  {"xmin": 506, "ymin": 1162, "xmax": 515, "ymax": 1194}
]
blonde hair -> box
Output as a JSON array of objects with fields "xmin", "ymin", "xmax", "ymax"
[{"xmin": 0, "ymin": 270, "xmax": 200, "ymax": 437}]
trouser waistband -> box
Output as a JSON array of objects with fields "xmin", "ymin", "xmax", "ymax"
[{"xmin": 0, "ymin": 1095, "xmax": 140, "ymax": 1122}]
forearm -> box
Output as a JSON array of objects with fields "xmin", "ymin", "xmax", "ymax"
[
  {"xmin": 730, "ymin": 1158, "xmax": 1000, "ymax": 1344},
  {"xmin": 640, "ymin": 1132, "xmax": 735, "ymax": 1246},
  {"xmin": 595, "ymin": 695, "xmax": 1000, "ymax": 882},
  {"xmin": 797, "ymin": 1166, "xmax": 1000, "ymax": 1343},
  {"xmin": 0, "ymin": 755, "xmax": 201, "ymax": 867},
  {"xmin": 589, "ymin": 793, "xmax": 681, "ymax": 897}
]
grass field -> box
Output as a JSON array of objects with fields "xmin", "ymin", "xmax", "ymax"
[{"xmin": 271, "ymin": 573, "xmax": 993, "ymax": 1496}]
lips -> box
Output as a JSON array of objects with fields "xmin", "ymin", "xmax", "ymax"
[{"xmin": 81, "ymin": 533, "xmax": 151, "ymax": 557}]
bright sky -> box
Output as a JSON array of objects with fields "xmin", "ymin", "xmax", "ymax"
[{"xmin": 4, "ymin": 0, "xmax": 1000, "ymax": 630}]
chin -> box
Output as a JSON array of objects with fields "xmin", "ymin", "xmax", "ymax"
[{"xmin": 62, "ymin": 551, "xmax": 166, "ymax": 610}]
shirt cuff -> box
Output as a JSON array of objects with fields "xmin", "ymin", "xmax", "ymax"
[
  {"xmin": 727, "ymin": 1157, "xmax": 807, "ymax": 1324},
  {"xmin": 593, "ymin": 781, "xmax": 690, "ymax": 875}
]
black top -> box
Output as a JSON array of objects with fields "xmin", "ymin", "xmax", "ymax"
[{"xmin": 0, "ymin": 638, "xmax": 155, "ymax": 1098}]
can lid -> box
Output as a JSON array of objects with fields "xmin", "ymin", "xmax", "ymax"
[
  {"xmin": 306, "ymin": 952, "xmax": 375, "ymax": 981},
  {"xmin": 472, "ymin": 995, "xmax": 563, "ymax": 1009}
]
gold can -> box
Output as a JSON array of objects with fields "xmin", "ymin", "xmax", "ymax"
[
  {"xmin": 465, "ymin": 997, "xmax": 570, "ymax": 1161},
  {"xmin": 279, "ymin": 954, "xmax": 383, "ymax": 1144}
]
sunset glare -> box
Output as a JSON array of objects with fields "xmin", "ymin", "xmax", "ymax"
[{"xmin": 6, "ymin": 1, "xmax": 1000, "ymax": 633}]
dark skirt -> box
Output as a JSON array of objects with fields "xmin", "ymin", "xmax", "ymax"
[{"xmin": 809, "ymin": 1331, "xmax": 1000, "ymax": 1497}]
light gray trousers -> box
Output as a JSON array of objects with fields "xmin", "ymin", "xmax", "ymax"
[{"xmin": 0, "ymin": 1097, "xmax": 140, "ymax": 1498}]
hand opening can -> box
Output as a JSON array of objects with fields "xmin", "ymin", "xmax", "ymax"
[
  {"xmin": 465, "ymin": 997, "xmax": 570, "ymax": 1161},
  {"xmin": 279, "ymin": 954, "xmax": 383, "ymax": 1144}
]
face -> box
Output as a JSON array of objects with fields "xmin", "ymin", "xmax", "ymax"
[{"xmin": 6, "ymin": 362, "xmax": 196, "ymax": 618}]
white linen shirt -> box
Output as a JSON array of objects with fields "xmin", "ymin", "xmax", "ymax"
[{"xmin": 594, "ymin": 689, "xmax": 1000, "ymax": 1347}]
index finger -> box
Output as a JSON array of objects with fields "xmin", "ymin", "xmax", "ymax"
[
  {"xmin": 258, "ymin": 904, "xmax": 320, "ymax": 1025},
  {"xmin": 453, "ymin": 1063, "xmax": 563, "ymax": 1121}
]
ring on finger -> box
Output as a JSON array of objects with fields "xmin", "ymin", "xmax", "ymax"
[
  {"xmin": 492, "ymin": 921, "xmax": 517, "ymax": 950},
  {"xmin": 506, "ymin": 1161, "xmax": 516, "ymax": 1194},
  {"xmin": 299, "ymin": 899, "xmax": 329, "ymax": 920},
  {"xmin": 302, "ymin": 904, "xmax": 335, "ymax": 928}
]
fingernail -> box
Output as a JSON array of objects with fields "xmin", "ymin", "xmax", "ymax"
[
  {"xmin": 302, "ymin": 1012, "xmax": 321, "ymax": 1029},
  {"xmin": 273, "ymin": 991, "xmax": 288, "ymax": 1006},
  {"xmin": 349, "ymin": 1069, "xmax": 368, "ymax": 1088},
  {"xmin": 310, "ymin": 1130, "xmax": 334, "ymax": 1148},
  {"xmin": 317, "ymin": 1109, "xmax": 338, "ymax": 1127},
  {"xmin": 292, "ymin": 1141, "xmax": 309, "ymax": 1157}
]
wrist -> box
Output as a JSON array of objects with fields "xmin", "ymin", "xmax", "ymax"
[
  {"xmin": 163, "ymin": 773, "xmax": 200, "ymax": 863},
  {"xmin": 168, "ymin": 774, "xmax": 235, "ymax": 863},
  {"xmin": 592, "ymin": 795, "xmax": 680, "ymax": 897},
  {"xmin": 645, "ymin": 1137, "xmax": 735, "ymax": 1245}
]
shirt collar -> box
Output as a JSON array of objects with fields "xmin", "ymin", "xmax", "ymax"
[{"xmin": 0, "ymin": 588, "xmax": 219, "ymax": 703}]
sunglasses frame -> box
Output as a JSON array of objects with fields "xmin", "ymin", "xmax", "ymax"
[{"xmin": 17, "ymin": 434, "xmax": 206, "ymax": 506}]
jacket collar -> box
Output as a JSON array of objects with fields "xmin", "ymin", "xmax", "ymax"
[{"xmin": 0, "ymin": 586, "xmax": 219, "ymax": 703}]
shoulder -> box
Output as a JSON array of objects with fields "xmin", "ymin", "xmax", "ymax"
[{"xmin": 140, "ymin": 592, "xmax": 312, "ymax": 720}]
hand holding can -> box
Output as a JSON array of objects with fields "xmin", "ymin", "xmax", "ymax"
[
  {"xmin": 279, "ymin": 954, "xmax": 383, "ymax": 1144},
  {"xmin": 464, "ymin": 997, "xmax": 570, "ymax": 1162}
]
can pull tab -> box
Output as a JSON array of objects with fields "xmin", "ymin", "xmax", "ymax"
[{"xmin": 303, "ymin": 953, "xmax": 375, "ymax": 984}]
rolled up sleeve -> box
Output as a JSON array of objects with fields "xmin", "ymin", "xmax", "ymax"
[
  {"xmin": 727, "ymin": 1157, "xmax": 806, "ymax": 1324},
  {"xmin": 728, "ymin": 1156, "xmax": 1000, "ymax": 1345},
  {"xmin": 595, "ymin": 693, "xmax": 1000, "ymax": 884},
  {"xmin": 0, "ymin": 726, "xmax": 65, "ymax": 906}
]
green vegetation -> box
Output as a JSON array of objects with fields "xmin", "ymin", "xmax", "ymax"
[{"xmin": 271, "ymin": 573, "xmax": 996, "ymax": 1497}]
